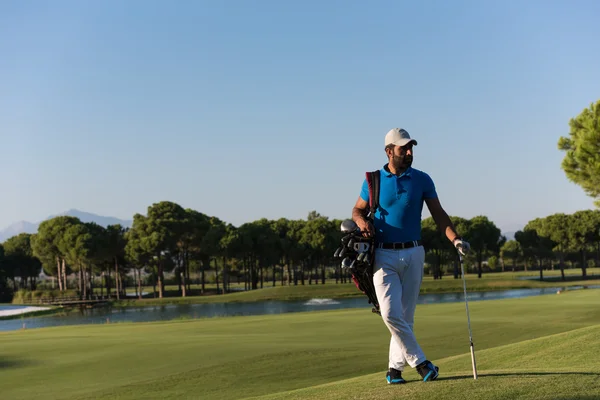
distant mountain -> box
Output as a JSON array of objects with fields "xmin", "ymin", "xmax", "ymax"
[
  {"xmin": 502, "ymin": 231, "xmax": 516, "ymax": 241},
  {"xmin": 0, "ymin": 209, "xmax": 132, "ymax": 242},
  {"xmin": 500, "ymin": 224, "xmax": 523, "ymax": 242},
  {"xmin": 47, "ymin": 209, "xmax": 132, "ymax": 229},
  {"xmin": 0, "ymin": 221, "xmax": 38, "ymax": 242}
]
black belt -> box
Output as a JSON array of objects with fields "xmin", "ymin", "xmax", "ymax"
[{"xmin": 377, "ymin": 240, "xmax": 422, "ymax": 249}]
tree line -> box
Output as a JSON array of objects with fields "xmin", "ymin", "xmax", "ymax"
[
  {"xmin": 502, "ymin": 210, "xmax": 600, "ymax": 280},
  {"xmin": 1, "ymin": 199, "xmax": 598, "ymax": 303}
]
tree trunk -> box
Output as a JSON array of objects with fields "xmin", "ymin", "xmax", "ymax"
[
  {"xmin": 293, "ymin": 263, "xmax": 298, "ymax": 285},
  {"xmin": 201, "ymin": 262, "xmax": 206, "ymax": 294},
  {"xmin": 539, "ymin": 258, "xmax": 544, "ymax": 281},
  {"xmin": 115, "ymin": 258, "xmax": 120, "ymax": 300},
  {"xmin": 177, "ymin": 269, "xmax": 182, "ymax": 295},
  {"xmin": 244, "ymin": 259, "xmax": 248, "ymax": 291},
  {"xmin": 62, "ymin": 258, "xmax": 68, "ymax": 291},
  {"xmin": 107, "ymin": 266, "xmax": 111, "ymax": 296},
  {"xmin": 137, "ymin": 269, "xmax": 143, "ymax": 300},
  {"xmin": 223, "ymin": 256, "xmax": 229, "ymax": 294},
  {"xmin": 215, "ymin": 258, "xmax": 220, "ymax": 294},
  {"xmin": 581, "ymin": 250, "xmax": 587, "ymax": 278},
  {"xmin": 185, "ymin": 253, "xmax": 191, "ymax": 293},
  {"xmin": 79, "ymin": 265, "xmax": 89, "ymax": 299},
  {"xmin": 181, "ymin": 265, "xmax": 187, "ymax": 297},
  {"xmin": 559, "ymin": 250, "xmax": 566, "ymax": 281},
  {"xmin": 158, "ymin": 259, "xmax": 164, "ymax": 299},
  {"xmin": 78, "ymin": 267, "xmax": 83, "ymax": 299},
  {"xmin": 56, "ymin": 256, "xmax": 63, "ymax": 291},
  {"xmin": 88, "ymin": 268, "xmax": 93, "ymax": 299}
]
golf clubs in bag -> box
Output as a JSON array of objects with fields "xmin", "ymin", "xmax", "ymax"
[
  {"xmin": 333, "ymin": 170, "xmax": 382, "ymax": 315},
  {"xmin": 333, "ymin": 219, "xmax": 380, "ymax": 315}
]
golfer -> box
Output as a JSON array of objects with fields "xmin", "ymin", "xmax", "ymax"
[{"xmin": 352, "ymin": 128, "xmax": 470, "ymax": 384}]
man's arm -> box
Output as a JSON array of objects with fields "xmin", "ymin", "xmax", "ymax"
[
  {"xmin": 425, "ymin": 197, "xmax": 461, "ymax": 244},
  {"xmin": 352, "ymin": 196, "xmax": 374, "ymax": 237}
]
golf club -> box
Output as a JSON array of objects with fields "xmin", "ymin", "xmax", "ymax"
[
  {"xmin": 459, "ymin": 251, "xmax": 478, "ymax": 380},
  {"xmin": 340, "ymin": 219, "xmax": 359, "ymax": 234},
  {"xmin": 341, "ymin": 257, "xmax": 353, "ymax": 269}
]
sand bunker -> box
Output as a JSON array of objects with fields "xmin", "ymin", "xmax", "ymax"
[{"xmin": 0, "ymin": 306, "xmax": 51, "ymax": 317}]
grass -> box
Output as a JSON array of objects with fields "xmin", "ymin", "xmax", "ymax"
[
  {"xmin": 110, "ymin": 268, "xmax": 600, "ymax": 307},
  {"xmin": 0, "ymin": 289, "xmax": 599, "ymax": 399},
  {"xmin": 255, "ymin": 325, "xmax": 600, "ymax": 400}
]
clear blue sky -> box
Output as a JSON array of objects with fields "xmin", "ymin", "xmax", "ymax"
[{"xmin": 2, "ymin": 0, "xmax": 599, "ymax": 232}]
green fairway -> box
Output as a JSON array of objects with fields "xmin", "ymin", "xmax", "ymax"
[
  {"xmin": 110, "ymin": 268, "xmax": 600, "ymax": 307},
  {"xmin": 1, "ymin": 289, "xmax": 599, "ymax": 399},
  {"xmin": 256, "ymin": 324, "xmax": 600, "ymax": 400}
]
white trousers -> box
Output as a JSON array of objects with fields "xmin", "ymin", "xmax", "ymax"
[{"xmin": 372, "ymin": 246, "xmax": 426, "ymax": 371}]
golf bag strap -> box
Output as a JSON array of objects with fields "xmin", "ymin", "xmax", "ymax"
[{"xmin": 365, "ymin": 170, "xmax": 380, "ymax": 220}]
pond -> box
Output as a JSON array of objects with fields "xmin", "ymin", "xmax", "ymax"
[{"xmin": 1, "ymin": 285, "xmax": 598, "ymax": 332}]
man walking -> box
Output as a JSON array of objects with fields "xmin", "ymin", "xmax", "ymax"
[{"xmin": 352, "ymin": 128, "xmax": 470, "ymax": 384}]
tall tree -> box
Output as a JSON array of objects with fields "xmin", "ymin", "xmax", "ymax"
[
  {"xmin": 125, "ymin": 219, "xmax": 152, "ymax": 299},
  {"xmin": 515, "ymin": 226, "xmax": 553, "ymax": 281},
  {"xmin": 59, "ymin": 222, "xmax": 93, "ymax": 299},
  {"xmin": 199, "ymin": 216, "xmax": 227, "ymax": 294},
  {"xmin": 567, "ymin": 210, "xmax": 600, "ymax": 278},
  {"xmin": 558, "ymin": 99, "xmax": 600, "ymax": 207},
  {"xmin": 105, "ymin": 224, "xmax": 127, "ymax": 298},
  {"xmin": 536, "ymin": 213, "xmax": 571, "ymax": 280},
  {"xmin": 129, "ymin": 202, "xmax": 187, "ymax": 298},
  {"xmin": 300, "ymin": 213, "xmax": 333, "ymax": 285},
  {"xmin": 31, "ymin": 216, "xmax": 81, "ymax": 291},
  {"xmin": 500, "ymin": 240, "xmax": 521, "ymax": 272},
  {"xmin": 0, "ymin": 243, "xmax": 14, "ymax": 302},
  {"xmin": 463, "ymin": 216, "xmax": 503, "ymax": 278},
  {"xmin": 421, "ymin": 217, "xmax": 449, "ymax": 279},
  {"xmin": 2, "ymin": 233, "xmax": 42, "ymax": 291}
]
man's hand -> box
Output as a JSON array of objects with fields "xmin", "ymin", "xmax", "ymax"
[
  {"xmin": 453, "ymin": 238, "xmax": 471, "ymax": 256},
  {"xmin": 356, "ymin": 218, "xmax": 375, "ymax": 238},
  {"xmin": 352, "ymin": 196, "xmax": 374, "ymax": 238}
]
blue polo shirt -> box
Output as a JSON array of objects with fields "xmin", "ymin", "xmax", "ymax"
[{"xmin": 359, "ymin": 165, "xmax": 438, "ymax": 243}]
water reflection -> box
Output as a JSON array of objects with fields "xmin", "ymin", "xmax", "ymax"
[{"xmin": 1, "ymin": 285, "xmax": 598, "ymax": 332}]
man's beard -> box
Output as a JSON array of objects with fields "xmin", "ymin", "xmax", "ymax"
[{"xmin": 392, "ymin": 154, "xmax": 412, "ymax": 171}]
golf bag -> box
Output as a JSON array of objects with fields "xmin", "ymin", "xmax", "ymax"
[{"xmin": 333, "ymin": 170, "xmax": 381, "ymax": 315}]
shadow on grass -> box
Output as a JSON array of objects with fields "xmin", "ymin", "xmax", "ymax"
[
  {"xmin": 0, "ymin": 357, "xmax": 36, "ymax": 369},
  {"xmin": 437, "ymin": 371, "xmax": 600, "ymax": 381}
]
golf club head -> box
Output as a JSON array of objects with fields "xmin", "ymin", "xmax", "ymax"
[
  {"xmin": 333, "ymin": 247, "xmax": 342, "ymax": 258},
  {"xmin": 340, "ymin": 219, "xmax": 358, "ymax": 234},
  {"xmin": 357, "ymin": 252, "xmax": 366, "ymax": 262},
  {"xmin": 341, "ymin": 257, "xmax": 353, "ymax": 269}
]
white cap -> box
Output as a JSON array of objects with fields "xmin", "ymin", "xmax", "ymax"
[{"xmin": 385, "ymin": 128, "xmax": 417, "ymax": 147}]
